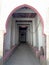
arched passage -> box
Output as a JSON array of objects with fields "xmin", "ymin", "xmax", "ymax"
[
  {"xmin": 5, "ymin": 4, "xmax": 44, "ymax": 33},
  {"xmin": 3, "ymin": 4, "xmax": 46, "ymax": 65}
]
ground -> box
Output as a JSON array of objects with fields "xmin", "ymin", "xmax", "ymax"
[{"xmin": 4, "ymin": 43, "xmax": 41, "ymax": 65}]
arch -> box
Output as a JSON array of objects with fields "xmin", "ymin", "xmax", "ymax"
[
  {"xmin": 5, "ymin": 4, "xmax": 44, "ymax": 34},
  {"xmin": 4, "ymin": 4, "xmax": 46, "ymax": 60}
]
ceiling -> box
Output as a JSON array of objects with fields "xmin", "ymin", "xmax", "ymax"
[
  {"xmin": 12, "ymin": 7, "xmax": 37, "ymax": 18},
  {"xmin": 12, "ymin": 13, "xmax": 36, "ymax": 18}
]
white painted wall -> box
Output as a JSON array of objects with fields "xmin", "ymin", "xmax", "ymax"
[
  {"xmin": 35, "ymin": 15, "xmax": 38, "ymax": 47},
  {"xmin": 15, "ymin": 8, "xmax": 35, "ymax": 13},
  {"xmin": 15, "ymin": 23, "xmax": 19, "ymax": 45},
  {"xmin": 28, "ymin": 22, "xmax": 33, "ymax": 45},
  {"xmin": 27, "ymin": 25, "xmax": 30, "ymax": 44},
  {"xmin": 32, "ymin": 18, "xmax": 37, "ymax": 47},
  {"xmin": 1, "ymin": 0, "xmax": 49, "ymax": 35},
  {"xmin": 38, "ymin": 24, "xmax": 43, "ymax": 50},
  {"xmin": 4, "ymin": 17, "xmax": 12, "ymax": 50},
  {"xmin": 36, "ymin": 16, "xmax": 43, "ymax": 50},
  {"xmin": 32, "ymin": 15, "xmax": 45, "ymax": 50},
  {"xmin": 11, "ymin": 19, "xmax": 16, "ymax": 46},
  {"xmin": 4, "ymin": 17, "xmax": 19, "ymax": 51},
  {"xmin": 42, "ymin": 35, "xmax": 46, "ymax": 49}
]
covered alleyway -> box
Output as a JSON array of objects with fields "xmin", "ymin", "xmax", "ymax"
[
  {"xmin": 4, "ymin": 44, "xmax": 40, "ymax": 65},
  {"xmin": 3, "ymin": 6, "xmax": 46, "ymax": 65}
]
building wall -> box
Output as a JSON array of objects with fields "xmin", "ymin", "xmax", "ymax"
[
  {"xmin": 0, "ymin": 0, "xmax": 49, "ymax": 64},
  {"xmin": 32, "ymin": 15, "xmax": 46, "ymax": 50},
  {"xmin": 11, "ymin": 18, "xmax": 16, "ymax": 46},
  {"xmin": 1, "ymin": 0, "xmax": 49, "ymax": 35},
  {"xmin": 35, "ymin": 15, "xmax": 43, "ymax": 49},
  {"xmin": 15, "ymin": 23, "xmax": 19, "ymax": 45},
  {"xmin": 27, "ymin": 23, "xmax": 32, "ymax": 45},
  {"xmin": 4, "ymin": 17, "xmax": 12, "ymax": 50}
]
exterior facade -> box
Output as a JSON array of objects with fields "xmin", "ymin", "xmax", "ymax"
[{"xmin": 0, "ymin": 0, "xmax": 49, "ymax": 65}]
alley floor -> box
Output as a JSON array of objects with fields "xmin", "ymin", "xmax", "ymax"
[{"xmin": 4, "ymin": 43, "xmax": 41, "ymax": 65}]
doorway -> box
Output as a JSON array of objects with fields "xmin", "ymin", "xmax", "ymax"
[{"xmin": 19, "ymin": 26, "xmax": 27, "ymax": 43}]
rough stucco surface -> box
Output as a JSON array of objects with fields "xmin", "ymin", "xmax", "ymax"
[{"xmin": 4, "ymin": 44, "xmax": 40, "ymax": 65}]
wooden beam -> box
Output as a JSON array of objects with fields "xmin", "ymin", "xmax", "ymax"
[{"xmin": 12, "ymin": 13, "xmax": 36, "ymax": 18}]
